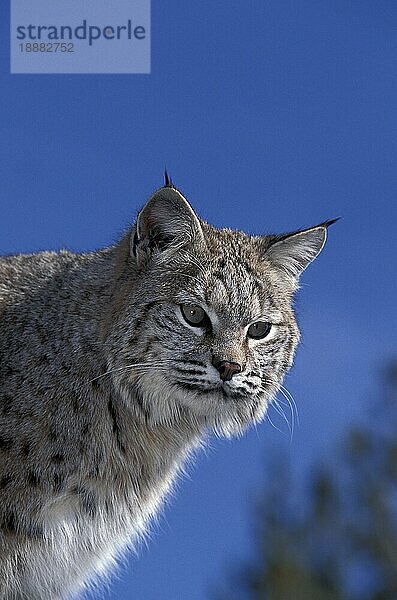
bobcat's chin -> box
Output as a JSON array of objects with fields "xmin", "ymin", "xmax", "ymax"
[{"xmin": 122, "ymin": 369, "xmax": 275, "ymax": 437}]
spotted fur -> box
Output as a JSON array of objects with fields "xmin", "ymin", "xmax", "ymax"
[{"xmin": 0, "ymin": 183, "xmax": 334, "ymax": 598}]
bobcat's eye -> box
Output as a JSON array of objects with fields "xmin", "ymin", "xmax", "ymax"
[
  {"xmin": 247, "ymin": 321, "xmax": 272, "ymax": 340},
  {"xmin": 180, "ymin": 304, "xmax": 208, "ymax": 327}
]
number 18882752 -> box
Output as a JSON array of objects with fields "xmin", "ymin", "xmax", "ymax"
[{"xmin": 19, "ymin": 43, "xmax": 74, "ymax": 53}]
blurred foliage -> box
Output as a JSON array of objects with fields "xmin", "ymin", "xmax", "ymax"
[{"xmin": 217, "ymin": 361, "xmax": 397, "ymax": 600}]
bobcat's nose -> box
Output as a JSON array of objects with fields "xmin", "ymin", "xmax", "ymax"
[{"xmin": 212, "ymin": 358, "xmax": 242, "ymax": 382}]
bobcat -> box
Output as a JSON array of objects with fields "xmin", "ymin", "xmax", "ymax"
[{"xmin": 0, "ymin": 176, "xmax": 336, "ymax": 598}]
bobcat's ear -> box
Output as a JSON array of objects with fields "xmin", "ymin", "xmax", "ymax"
[
  {"xmin": 264, "ymin": 219, "xmax": 338, "ymax": 282},
  {"xmin": 131, "ymin": 186, "xmax": 204, "ymax": 263}
]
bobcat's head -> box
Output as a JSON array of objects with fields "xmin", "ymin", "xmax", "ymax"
[{"xmin": 105, "ymin": 181, "xmax": 335, "ymax": 437}]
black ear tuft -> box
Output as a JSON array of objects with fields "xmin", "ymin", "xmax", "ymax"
[
  {"xmin": 164, "ymin": 169, "xmax": 174, "ymax": 188},
  {"xmin": 318, "ymin": 217, "xmax": 340, "ymax": 228}
]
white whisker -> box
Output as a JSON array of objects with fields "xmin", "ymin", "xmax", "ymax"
[
  {"xmin": 272, "ymin": 399, "xmax": 293, "ymax": 440},
  {"xmin": 260, "ymin": 375, "xmax": 299, "ymax": 439},
  {"xmin": 279, "ymin": 385, "xmax": 300, "ymax": 429},
  {"xmin": 266, "ymin": 412, "xmax": 287, "ymax": 436},
  {"xmin": 276, "ymin": 396, "xmax": 295, "ymax": 435}
]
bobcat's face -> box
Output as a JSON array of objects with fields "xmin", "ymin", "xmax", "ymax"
[{"xmin": 107, "ymin": 186, "xmax": 330, "ymax": 437}]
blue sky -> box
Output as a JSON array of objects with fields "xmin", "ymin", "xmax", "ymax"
[{"xmin": 1, "ymin": 1, "xmax": 397, "ymax": 598}]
